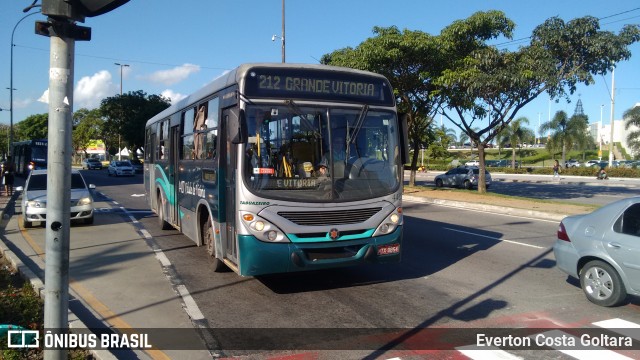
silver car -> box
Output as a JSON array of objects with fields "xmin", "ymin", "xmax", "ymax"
[
  {"xmin": 108, "ymin": 160, "xmax": 135, "ymax": 176},
  {"xmin": 434, "ymin": 166, "xmax": 492, "ymax": 190},
  {"xmin": 554, "ymin": 196, "xmax": 640, "ymax": 307},
  {"xmin": 17, "ymin": 169, "xmax": 95, "ymax": 228}
]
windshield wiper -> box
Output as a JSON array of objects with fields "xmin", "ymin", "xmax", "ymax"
[{"xmin": 346, "ymin": 104, "xmax": 368, "ymax": 159}]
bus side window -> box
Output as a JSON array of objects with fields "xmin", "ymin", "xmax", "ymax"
[{"xmin": 204, "ymin": 130, "xmax": 217, "ymax": 159}]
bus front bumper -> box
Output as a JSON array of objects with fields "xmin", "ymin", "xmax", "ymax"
[{"xmin": 237, "ymin": 226, "xmax": 402, "ymax": 277}]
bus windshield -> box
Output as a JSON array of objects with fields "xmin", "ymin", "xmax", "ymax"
[{"xmin": 244, "ymin": 104, "xmax": 400, "ymax": 202}]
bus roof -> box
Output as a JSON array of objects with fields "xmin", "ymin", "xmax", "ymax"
[{"xmin": 145, "ymin": 63, "xmax": 393, "ymax": 127}]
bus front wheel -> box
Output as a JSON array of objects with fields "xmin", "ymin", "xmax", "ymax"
[{"xmin": 202, "ymin": 217, "xmax": 225, "ymax": 272}]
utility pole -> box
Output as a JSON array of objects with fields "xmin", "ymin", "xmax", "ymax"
[
  {"xmin": 609, "ymin": 68, "xmax": 615, "ymax": 167},
  {"xmin": 37, "ymin": 1, "xmax": 129, "ymax": 358},
  {"xmin": 115, "ymin": 63, "xmax": 128, "ymax": 160}
]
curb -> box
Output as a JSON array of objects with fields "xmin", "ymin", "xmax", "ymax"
[{"xmin": 402, "ymin": 195, "xmax": 568, "ymax": 222}]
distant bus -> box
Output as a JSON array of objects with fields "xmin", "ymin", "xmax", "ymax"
[
  {"xmin": 12, "ymin": 139, "xmax": 48, "ymax": 176},
  {"xmin": 144, "ymin": 63, "xmax": 408, "ymax": 277}
]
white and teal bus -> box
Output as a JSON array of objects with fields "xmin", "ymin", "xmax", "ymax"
[{"xmin": 144, "ymin": 63, "xmax": 408, "ymax": 276}]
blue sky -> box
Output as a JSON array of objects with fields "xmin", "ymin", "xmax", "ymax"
[{"xmin": 1, "ymin": 1, "xmax": 639, "ymax": 139}]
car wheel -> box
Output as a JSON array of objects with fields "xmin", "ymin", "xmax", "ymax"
[
  {"xmin": 202, "ymin": 216, "xmax": 225, "ymax": 272},
  {"xmin": 84, "ymin": 215, "xmax": 94, "ymax": 225},
  {"xmin": 463, "ymin": 180, "xmax": 472, "ymax": 190},
  {"xmin": 22, "ymin": 216, "xmax": 32, "ymax": 229},
  {"xmin": 580, "ymin": 260, "xmax": 627, "ymax": 307},
  {"xmin": 435, "ymin": 179, "xmax": 443, "ymax": 188},
  {"xmin": 157, "ymin": 194, "xmax": 172, "ymax": 230}
]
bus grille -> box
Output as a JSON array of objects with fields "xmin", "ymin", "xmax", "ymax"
[{"xmin": 277, "ymin": 207, "xmax": 382, "ymax": 226}]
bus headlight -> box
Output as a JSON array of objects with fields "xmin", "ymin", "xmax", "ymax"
[
  {"xmin": 373, "ymin": 207, "xmax": 403, "ymax": 237},
  {"xmin": 240, "ymin": 211, "xmax": 290, "ymax": 243}
]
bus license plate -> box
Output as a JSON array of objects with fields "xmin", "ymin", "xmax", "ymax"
[{"xmin": 377, "ymin": 244, "xmax": 400, "ymax": 255}]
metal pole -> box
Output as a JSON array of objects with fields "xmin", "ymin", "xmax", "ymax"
[
  {"xmin": 44, "ymin": 19, "xmax": 74, "ymax": 360},
  {"xmin": 281, "ymin": 0, "xmax": 285, "ymax": 63},
  {"xmin": 114, "ymin": 63, "xmax": 128, "ymax": 160},
  {"xmin": 9, "ymin": 12, "xmax": 40, "ymax": 157},
  {"xmin": 608, "ymin": 68, "xmax": 615, "ymax": 167}
]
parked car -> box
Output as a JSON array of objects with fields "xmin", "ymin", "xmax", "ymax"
[
  {"xmin": 108, "ymin": 160, "xmax": 135, "ymax": 176},
  {"xmin": 81, "ymin": 158, "xmax": 103, "ymax": 170},
  {"xmin": 554, "ymin": 196, "xmax": 640, "ymax": 307},
  {"xmin": 465, "ymin": 160, "xmax": 480, "ymax": 166},
  {"xmin": 16, "ymin": 169, "xmax": 95, "ymax": 228},
  {"xmin": 585, "ymin": 160, "xmax": 601, "ymax": 167},
  {"xmin": 129, "ymin": 158, "xmax": 143, "ymax": 174},
  {"xmin": 565, "ymin": 159, "xmax": 581, "ymax": 168},
  {"xmin": 434, "ymin": 166, "xmax": 492, "ymax": 190}
]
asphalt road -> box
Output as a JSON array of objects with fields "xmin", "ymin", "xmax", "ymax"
[
  {"xmin": 75, "ymin": 169, "xmax": 640, "ymax": 359},
  {"xmin": 408, "ymin": 171, "xmax": 638, "ymax": 207}
]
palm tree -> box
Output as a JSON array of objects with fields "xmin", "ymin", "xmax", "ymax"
[
  {"xmin": 624, "ymin": 105, "xmax": 640, "ymax": 158},
  {"xmin": 498, "ymin": 117, "xmax": 534, "ymax": 168},
  {"xmin": 539, "ymin": 111, "xmax": 590, "ymax": 165}
]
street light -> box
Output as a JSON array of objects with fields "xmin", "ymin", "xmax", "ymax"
[
  {"xmin": 9, "ymin": 11, "xmax": 41, "ymax": 157},
  {"xmin": 271, "ymin": 0, "xmax": 285, "ymax": 63},
  {"xmin": 114, "ymin": 62, "xmax": 129, "ymax": 160}
]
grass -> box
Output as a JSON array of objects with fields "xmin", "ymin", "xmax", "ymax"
[{"xmin": 0, "ymin": 254, "xmax": 90, "ymax": 359}]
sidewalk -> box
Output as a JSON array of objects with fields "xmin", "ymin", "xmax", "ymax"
[{"xmin": 0, "ymin": 176, "xmax": 211, "ymax": 360}]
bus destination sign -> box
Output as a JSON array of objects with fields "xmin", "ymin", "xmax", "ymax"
[{"xmin": 244, "ymin": 67, "xmax": 394, "ymax": 106}]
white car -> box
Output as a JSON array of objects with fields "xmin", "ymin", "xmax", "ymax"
[
  {"xmin": 17, "ymin": 169, "xmax": 95, "ymax": 228},
  {"xmin": 465, "ymin": 160, "xmax": 480, "ymax": 166},
  {"xmin": 108, "ymin": 160, "xmax": 135, "ymax": 176},
  {"xmin": 585, "ymin": 160, "xmax": 601, "ymax": 167}
]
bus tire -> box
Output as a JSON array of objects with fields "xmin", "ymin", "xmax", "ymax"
[
  {"xmin": 202, "ymin": 217, "xmax": 225, "ymax": 272},
  {"xmin": 157, "ymin": 194, "xmax": 172, "ymax": 230}
]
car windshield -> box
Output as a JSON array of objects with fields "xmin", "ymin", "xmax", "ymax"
[
  {"xmin": 87, "ymin": 159, "xmax": 99, "ymax": 163},
  {"xmin": 472, "ymin": 169, "xmax": 490, "ymax": 175},
  {"xmin": 243, "ymin": 104, "xmax": 401, "ymax": 202},
  {"xmin": 115, "ymin": 161, "xmax": 130, "ymax": 166},
  {"xmin": 27, "ymin": 173, "xmax": 87, "ymax": 191}
]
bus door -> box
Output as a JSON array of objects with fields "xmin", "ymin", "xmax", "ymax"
[
  {"xmin": 170, "ymin": 125, "xmax": 181, "ymax": 226},
  {"xmin": 221, "ymin": 107, "xmax": 239, "ymax": 264}
]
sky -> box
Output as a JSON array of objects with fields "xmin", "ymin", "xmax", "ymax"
[{"xmin": 1, "ymin": 0, "xmax": 639, "ymax": 140}]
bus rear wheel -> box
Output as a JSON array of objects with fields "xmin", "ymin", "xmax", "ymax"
[{"xmin": 202, "ymin": 217, "xmax": 225, "ymax": 272}]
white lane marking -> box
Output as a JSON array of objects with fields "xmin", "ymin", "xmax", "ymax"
[
  {"xmin": 444, "ymin": 227, "xmax": 545, "ymax": 249},
  {"xmin": 457, "ymin": 346, "xmax": 523, "ymax": 360},
  {"xmin": 177, "ymin": 284, "xmax": 205, "ymax": 321},
  {"xmin": 593, "ymin": 318, "xmax": 640, "ymax": 340}
]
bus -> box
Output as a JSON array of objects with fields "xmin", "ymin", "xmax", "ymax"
[
  {"xmin": 12, "ymin": 139, "xmax": 48, "ymax": 176},
  {"xmin": 144, "ymin": 63, "xmax": 408, "ymax": 276}
]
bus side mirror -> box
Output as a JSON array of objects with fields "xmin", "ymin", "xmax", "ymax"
[
  {"xmin": 227, "ymin": 108, "xmax": 247, "ymax": 144},
  {"xmin": 398, "ymin": 113, "xmax": 409, "ymax": 165}
]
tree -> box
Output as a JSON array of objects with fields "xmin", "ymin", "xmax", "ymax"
[
  {"xmin": 73, "ymin": 108, "xmax": 104, "ymax": 157},
  {"xmin": 15, "ymin": 113, "xmax": 48, "ymax": 140},
  {"xmin": 100, "ymin": 90, "xmax": 170, "ymax": 158},
  {"xmin": 436, "ymin": 12, "xmax": 640, "ymax": 193},
  {"xmin": 498, "ymin": 117, "xmax": 535, "ymax": 168},
  {"xmin": 321, "ymin": 26, "xmax": 447, "ymax": 186},
  {"xmin": 539, "ymin": 111, "xmax": 590, "ymax": 165},
  {"xmin": 426, "ymin": 123, "xmax": 452, "ymax": 162},
  {"xmin": 624, "ymin": 105, "xmax": 640, "ymax": 158}
]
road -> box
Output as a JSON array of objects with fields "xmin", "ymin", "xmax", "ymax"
[
  {"xmin": 409, "ymin": 170, "xmax": 638, "ymax": 207},
  {"xmin": 63, "ymin": 169, "xmax": 640, "ymax": 358}
]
